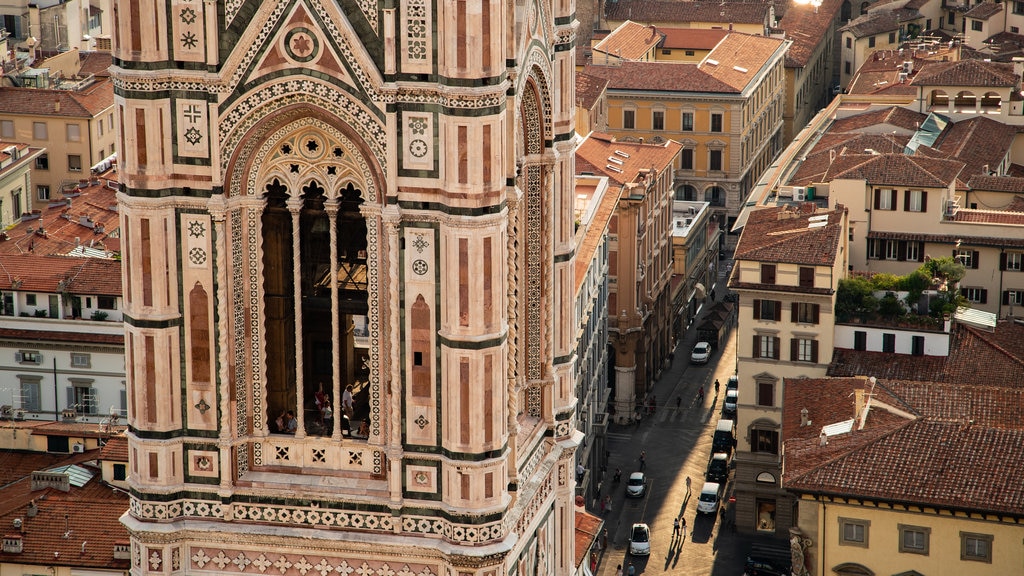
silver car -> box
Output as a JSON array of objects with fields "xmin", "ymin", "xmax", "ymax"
[{"xmin": 629, "ymin": 523, "xmax": 651, "ymax": 556}]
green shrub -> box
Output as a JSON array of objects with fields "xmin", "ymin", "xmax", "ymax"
[{"xmin": 90, "ymin": 310, "xmax": 109, "ymax": 321}]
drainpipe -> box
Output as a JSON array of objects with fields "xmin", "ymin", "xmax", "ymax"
[
  {"xmin": 998, "ymin": 247, "xmax": 1005, "ymax": 319},
  {"xmin": 52, "ymin": 357, "xmax": 59, "ymax": 421}
]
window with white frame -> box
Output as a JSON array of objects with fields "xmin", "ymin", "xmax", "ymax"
[
  {"xmin": 1004, "ymin": 290, "xmax": 1024, "ymax": 305},
  {"xmin": 1004, "ymin": 252, "xmax": 1022, "ymax": 271},
  {"xmin": 960, "ymin": 532, "xmax": 992, "ymax": 563},
  {"xmin": 875, "ymin": 188, "xmax": 895, "ymax": 210},
  {"xmin": 70, "ymin": 352, "xmax": 91, "ymax": 368},
  {"xmin": 652, "ymin": 110, "xmax": 665, "ymax": 130},
  {"xmin": 885, "ymin": 239, "xmax": 899, "ymax": 260},
  {"xmin": 19, "ymin": 376, "xmax": 42, "ymax": 411},
  {"xmin": 961, "ymin": 287, "xmax": 986, "ymax": 303},
  {"xmin": 623, "ymin": 108, "xmax": 635, "ymax": 129},
  {"xmin": 899, "ymin": 524, "xmax": 930, "ymax": 555},
  {"xmin": 906, "ymin": 241, "xmax": 920, "ymax": 262},
  {"xmin": 682, "ymin": 111, "xmax": 694, "ymax": 131},
  {"xmin": 37, "ymin": 185, "xmax": 50, "ymax": 200},
  {"xmin": 956, "ymin": 249, "xmax": 975, "ymax": 268},
  {"xmin": 755, "ymin": 334, "xmax": 779, "ymax": 359},
  {"xmin": 68, "ymin": 155, "xmax": 82, "ymax": 172},
  {"xmin": 839, "ymin": 518, "xmax": 869, "ymax": 547},
  {"xmin": 793, "ymin": 338, "xmax": 818, "ymax": 362},
  {"xmin": 906, "ymin": 189, "xmax": 926, "ymax": 212}
]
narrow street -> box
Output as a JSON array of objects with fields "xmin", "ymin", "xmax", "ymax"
[{"xmin": 593, "ymin": 263, "xmax": 783, "ymax": 576}]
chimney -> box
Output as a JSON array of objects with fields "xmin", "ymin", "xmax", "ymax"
[
  {"xmin": 854, "ymin": 388, "xmax": 865, "ymax": 422},
  {"xmin": 800, "ymin": 408, "xmax": 809, "ymax": 427},
  {"xmin": 54, "ymin": 99, "xmax": 61, "ymax": 113}
]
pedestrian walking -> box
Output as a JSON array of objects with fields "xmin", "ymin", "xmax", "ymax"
[
  {"xmin": 627, "ymin": 562, "xmax": 636, "ymax": 576},
  {"xmin": 697, "ymin": 385, "xmax": 705, "ymax": 403},
  {"xmin": 602, "ymin": 528, "xmax": 608, "ymax": 550},
  {"xmin": 639, "ymin": 450, "xmax": 646, "ymax": 471},
  {"xmin": 714, "ymin": 379, "xmax": 720, "ymax": 395},
  {"xmin": 615, "ymin": 565, "xmax": 623, "ymax": 576},
  {"xmin": 681, "ymin": 516, "xmax": 687, "ymax": 540},
  {"xmin": 672, "ymin": 517, "xmax": 680, "ymax": 536},
  {"xmin": 676, "ymin": 395, "xmax": 682, "ymax": 409}
]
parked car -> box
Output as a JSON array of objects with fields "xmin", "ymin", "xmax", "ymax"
[
  {"xmin": 727, "ymin": 375, "xmax": 739, "ymax": 391},
  {"xmin": 744, "ymin": 556, "xmax": 788, "ymax": 576},
  {"xmin": 629, "ymin": 523, "xmax": 651, "ymax": 556},
  {"xmin": 690, "ymin": 341, "xmax": 712, "ymax": 364},
  {"xmin": 696, "ymin": 481, "xmax": 722, "ymax": 514},
  {"xmin": 712, "ymin": 419, "xmax": 735, "ymax": 455},
  {"xmin": 705, "ymin": 452, "xmax": 730, "ymax": 483},
  {"xmin": 723, "ymin": 389, "xmax": 738, "ymax": 418},
  {"xmin": 625, "ymin": 471, "xmax": 647, "ymax": 498}
]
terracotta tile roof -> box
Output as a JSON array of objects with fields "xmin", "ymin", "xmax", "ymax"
[
  {"xmin": 605, "ymin": 0, "xmax": 771, "ymax": 26},
  {"xmin": 829, "ymin": 320, "xmax": 1024, "ymax": 388},
  {"xmin": 97, "ymin": 434, "xmax": 129, "ymax": 462},
  {"xmin": 827, "ymin": 153, "xmax": 965, "ymax": 188},
  {"xmin": 575, "ymin": 71, "xmax": 609, "ymax": 110},
  {"xmin": 574, "ymin": 510, "xmax": 603, "ymax": 567},
  {"xmin": 732, "ymin": 204, "xmax": 846, "ymax": 266},
  {"xmin": 828, "ymin": 106, "xmax": 927, "ymax": 132},
  {"xmin": 967, "ymin": 175, "xmax": 1024, "ymax": 194},
  {"xmin": 910, "ymin": 58, "xmax": 1017, "ymax": 87},
  {"xmin": 964, "ymin": 1, "xmax": 1002, "ymax": 20},
  {"xmin": 0, "ymin": 254, "xmax": 122, "ymax": 295},
  {"xmin": 0, "ymin": 449, "xmax": 78, "ymax": 490},
  {"xmin": 23, "ymin": 421, "xmax": 128, "ymax": 438},
  {"xmin": 840, "ymin": 11, "xmax": 899, "ymax": 38},
  {"xmin": 950, "ymin": 208, "xmax": 1024, "ymax": 224},
  {"xmin": 930, "ymin": 116, "xmax": 1015, "ymax": 183},
  {"xmin": 778, "ymin": 0, "xmax": 846, "ymax": 67},
  {"xmin": 702, "ymin": 33, "xmax": 788, "ymax": 91},
  {"xmin": 867, "ymin": 228, "xmax": 1024, "ymax": 248},
  {"xmin": 583, "ymin": 61, "xmax": 737, "ymax": 94},
  {"xmin": 0, "ymin": 78, "xmax": 113, "ymax": 118},
  {"xmin": 0, "ymin": 466, "xmax": 130, "ymax": 569},
  {"xmin": 659, "ymin": 28, "xmax": 728, "ymax": 50},
  {"xmin": 0, "ymin": 176, "xmax": 121, "ymax": 257},
  {"xmin": 575, "ymin": 132, "xmax": 683, "ymax": 186},
  {"xmin": 77, "ymin": 52, "xmax": 113, "ymax": 77},
  {"xmin": 0, "ymin": 326, "xmax": 125, "ymax": 345},
  {"xmin": 847, "ymin": 69, "xmax": 917, "ymax": 96},
  {"xmin": 789, "ymin": 133, "xmax": 911, "ymax": 186},
  {"xmin": 593, "ymin": 20, "xmax": 664, "ymax": 60},
  {"xmin": 782, "ymin": 377, "xmax": 1024, "ymax": 515}
]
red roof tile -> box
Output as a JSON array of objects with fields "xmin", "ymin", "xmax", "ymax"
[
  {"xmin": 964, "ymin": 1, "xmax": 1003, "ymax": 20},
  {"xmin": 0, "ymin": 327, "xmax": 124, "ymax": 345},
  {"xmin": 584, "ymin": 61, "xmax": 737, "ymax": 94},
  {"xmin": 0, "ymin": 78, "xmax": 113, "ymax": 118},
  {"xmin": 778, "ymin": 0, "xmax": 845, "ymax": 67},
  {"xmin": 77, "ymin": 52, "xmax": 113, "ymax": 78},
  {"xmin": 574, "ymin": 510, "xmax": 603, "ymax": 567},
  {"xmin": 575, "ymin": 133, "xmax": 683, "ymax": 186},
  {"xmin": 732, "ymin": 204, "xmax": 847, "ymax": 266},
  {"xmin": 827, "ymin": 153, "xmax": 965, "ymax": 188},
  {"xmin": 967, "ymin": 175, "xmax": 1024, "ymax": 194},
  {"xmin": 910, "ymin": 58, "xmax": 1017, "ymax": 87},
  {"xmin": 606, "ymin": 0, "xmax": 771, "ymax": 26},
  {"xmin": 0, "ymin": 254, "xmax": 121, "ymax": 295},
  {"xmin": 593, "ymin": 21, "xmax": 664, "ymax": 60},
  {"xmin": 98, "ymin": 434, "xmax": 129, "ymax": 462},
  {"xmin": 575, "ymin": 71, "xmax": 609, "ymax": 110},
  {"xmin": 702, "ymin": 33, "xmax": 788, "ymax": 91},
  {"xmin": 659, "ymin": 28, "xmax": 728, "ymax": 51},
  {"xmin": 783, "ymin": 376, "xmax": 1024, "ymax": 515},
  {"xmin": 828, "ymin": 106, "xmax": 929, "ymax": 133},
  {"xmin": 841, "ymin": 11, "xmax": 899, "ymax": 38}
]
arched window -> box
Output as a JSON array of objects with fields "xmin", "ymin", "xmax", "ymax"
[{"xmin": 675, "ymin": 185, "xmax": 698, "ymax": 201}]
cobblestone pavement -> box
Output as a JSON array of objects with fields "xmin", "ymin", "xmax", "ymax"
[{"xmin": 593, "ymin": 264, "xmax": 787, "ymax": 576}]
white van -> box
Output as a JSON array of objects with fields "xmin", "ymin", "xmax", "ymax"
[{"xmin": 697, "ymin": 481, "xmax": 722, "ymax": 514}]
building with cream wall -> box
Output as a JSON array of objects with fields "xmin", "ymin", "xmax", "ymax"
[
  {"xmin": 0, "ymin": 142, "xmax": 42, "ymax": 226},
  {"xmin": 728, "ymin": 203, "xmax": 849, "ymax": 535},
  {"xmin": 584, "ymin": 32, "xmax": 790, "ymax": 239},
  {"xmin": 576, "ymin": 133, "xmax": 681, "ymax": 422},
  {"xmin": 114, "ymin": 1, "xmax": 581, "ymax": 575},
  {"xmin": 784, "ymin": 349, "xmax": 1024, "ymax": 576},
  {"xmin": 0, "ymin": 78, "xmax": 115, "ymax": 200}
]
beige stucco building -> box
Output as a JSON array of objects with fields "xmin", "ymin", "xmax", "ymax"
[
  {"xmin": 783, "ymin": 357, "xmax": 1024, "ymax": 576},
  {"xmin": 114, "ymin": 1, "xmax": 582, "ymax": 575},
  {"xmin": 576, "ymin": 132, "xmax": 682, "ymax": 422},
  {"xmin": 729, "ymin": 203, "xmax": 849, "ymax": 535},
  {"xmin": 0, "ymin": 76, "xmax": 115, "ymax": 201},
  {"xmin": 0, "ymin": 141, "xmax": 42, "ymax": 226}
]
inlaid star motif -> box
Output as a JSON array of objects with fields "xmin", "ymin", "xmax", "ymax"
[
  {"xmin": 291, "ymin": 33, "xmax": 313, "ymax": 57},
  {"xmin": 180, "ymin": 7, "xmax": 197, "ymax": 24},
  {"xmin": 181, "ymin": 31, "xmax": 198, "ymax": 49},
  {"xmin": 184, "ymin": 127, "xmax": 202, "ymax": 145},
  {"xmin": 187, "ymin": 220, "xmax": 205, "ymax": 238}
]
